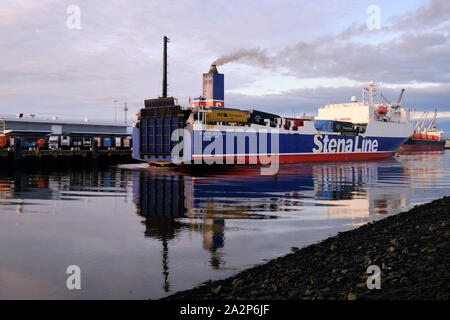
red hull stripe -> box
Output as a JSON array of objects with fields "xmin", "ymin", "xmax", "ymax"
[
  {"xmin": 399, "ymin": 145, "xmax": 445, "ymax": 152},
  {"xmin": 191, "ymin": 152, "xmax": 394, "ymax": 163}
]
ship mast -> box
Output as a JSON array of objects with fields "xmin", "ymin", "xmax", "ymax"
[
  {"xmin": 369, "ymin": 81, "xmax": 375, "ymax": 106},
  {"xmin": 162, "ymin": 36, "xmax": 170, "ymax": 98}
]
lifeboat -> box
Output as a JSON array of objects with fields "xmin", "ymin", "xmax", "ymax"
[{"xmin": 377, "ymin": 106, "xmax": 388, "ymax": 114}]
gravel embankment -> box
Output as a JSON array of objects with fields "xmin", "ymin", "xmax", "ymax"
[{"xmin": 164, "ymin": 197, "xmax": 450, "ymax": 300}]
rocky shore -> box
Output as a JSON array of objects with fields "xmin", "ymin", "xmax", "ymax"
[{"xmin": 165, "ymin": 197, "xmax": 450, "ymax": 300}]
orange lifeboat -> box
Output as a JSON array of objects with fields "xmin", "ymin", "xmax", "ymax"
[{"xmin": 377, "ymin": 106, "xmax": 388, "ymax": 114}]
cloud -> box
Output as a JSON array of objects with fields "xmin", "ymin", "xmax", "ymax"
[
  {"xmin": 0, "ymin": 0, "xmax": 449, "ymax": 121},
  {"xmin": 226, "ymin": 83, "xmax": 450, "ymax": 117},
  {"xmin": 212, "ymin": 0, "xmax": 450, "ymax": 85}
]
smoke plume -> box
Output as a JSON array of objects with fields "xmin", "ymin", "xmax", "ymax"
[{"xmin": 213, "ymin": 48, "xmax": 273, "ymax": 67}]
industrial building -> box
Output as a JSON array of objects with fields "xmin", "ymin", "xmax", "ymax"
[{"xmin": 0, "ymin": 115, "xmax": 129, "ymax": 148}]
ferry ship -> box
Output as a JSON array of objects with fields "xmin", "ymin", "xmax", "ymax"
[
  {"xmin": 132, "ymin": 40, "xmax": 413, "ymax": 166},
  {"xmin": 399, "ymin": 110, "xmax": 445, "ymax": 152}
]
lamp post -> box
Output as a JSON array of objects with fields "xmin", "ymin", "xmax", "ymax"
[
  {"xmin": 124, "ymin": 102, "xmax": 128, "ymax": 125},
  {"xmin": 114, "ymin": 99, "xmax": 118, "ymax": 124}
]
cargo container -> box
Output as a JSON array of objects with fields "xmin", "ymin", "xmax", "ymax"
[
  {"xmin": 49, "ymin": 135, "xmax": 60, "ymax": 149},
  {"xmin": 103, "ymin": 137, "xmax": 112, "ymax": 148},
  {"xmin": 93, "ymin": 137, "xmax": 102, "ymax": 148},
  {"xmin": 71, "ymin": 137, "xmax": 82, "ymax": 148},
  {"xmin": 115, "ymin": 137, "xmax": 122, "ymax": 148},
  {"xmin": 205, "ymin": 107, "xmax": 248, "ymax": 123},
  {"xmin": 283, "ymin": 117, "xmax": 305, "ymax": 130},
  {"xmin": 82, "ymin": 137, "xmax": 91, "ymax": 148},
  {"xmin": 314, "ymin": 120, "xmax": 334, "ymax": 132},
  {"xmin": 60, "ymin": 136, "xmax": 71, "ymax": 148},
  {"xmin": 123, "ymin": 137, "xmax": 131, "ymax": 148},
  {"xmin": 314, "ymin": 120, "xmax": 354, "ymax": 133},
  {"xmin": 248, "ymin": 110, "xmax": 280, "ymax": 126},
  {"xmin": 0, "ymin": 136, "xmax": 9, "ymax": 148},
  {"xmin": 333, "ymin": 121, "xmax": 354, "ymax": 132}
]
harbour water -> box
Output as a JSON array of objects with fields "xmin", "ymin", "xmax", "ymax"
[{"xmin": 0, "ymin": 151, "xmax": 449, "ymax": 299}]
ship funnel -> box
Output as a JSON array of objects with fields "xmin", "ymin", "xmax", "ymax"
[{"xmin": 209, "ymin": 64, "xmax": 218, "ymax": 73}]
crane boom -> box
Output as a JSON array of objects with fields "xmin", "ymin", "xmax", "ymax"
[
  {"xmin": 397, "ymin": 88, "xmax": 405, "ymax": 106},
  {"xmin": 427, "ymin": 109, "xmax": 437, "ymax": 130},
  {"xmin": 413, "ymin": 112, "xmax": 426, "ymax": 133},
  {"xmin": 418, "ymin": 112, "xmax": 428, "ymax": 133}
]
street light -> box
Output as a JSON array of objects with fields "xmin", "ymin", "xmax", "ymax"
[
  {"xmin": 123, "ymin": 102, "xmax": 128, "ymax": 125},
  {"xmin": 114, "ymin": 100, "xmax": 118, "ymax": 124}
]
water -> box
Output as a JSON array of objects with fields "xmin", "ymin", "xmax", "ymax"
[{"xmin": 0, "ymin": 151, "xmax": 449, "ymax": 299}]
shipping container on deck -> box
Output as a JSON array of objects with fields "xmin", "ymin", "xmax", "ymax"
[
  {"xmin": 283, "ymin": 117, "xmax": 305, "ymax": 130},
  {"xmin": 314, "ymin": 120, "xmax": 334, "ymax": 132},
  {"xmin": 248, "ymin": 110, "xmax": 280, "ymax": 126},
  {"xmin": 205, "ymin": 107, "xmax": 248, "ymax": 123},
  {"xmin": 313, "ymin": 120, "xmax": 354, "ymax": 133},
  {"xmin": 333, "ymin": 121, "xmax": 354, "ymax": 132}
]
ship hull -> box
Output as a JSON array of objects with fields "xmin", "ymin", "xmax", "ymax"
[
  {"xmin": 192, "ymin": 151, "xmax": 394, "ymax": 164},
  {"xmin": 398, "ymin": 138, "xmax": 445, "ymax": 152},
  {"xmin": 133, "ymin": 125, "xmax": 409, "ymax": 165}
]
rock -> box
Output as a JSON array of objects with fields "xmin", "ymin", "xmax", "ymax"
[
  {"xmin": 347, "ymin": 293, "xmax": 358, "ymax": 300},
  {"xmin": 232, "ymin": 279, "xmax": 243, "ymax": 287},
  {"xmin": 390, "ymin": 239, "xmax": 399, "ymax": 246},
  {"xmin": 211, "ymin": 285, "xmax": 222, "ymax": 294},
  {"xmin": 164, "ymin": 196, "xmax": 450, "ymax": 301}
]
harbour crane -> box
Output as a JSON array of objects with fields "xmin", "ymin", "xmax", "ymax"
[
  {"xmin": 413, "ymin": 112, "xmax": 427, "ymax": 133},
  {"xmin": 397, "ymin": 88, "xmax": 405, "ymax": 106},
  {"xmin": 417, "ymin": 112, "xmax": 429, "ymax": 133},
  {"xmin": 427, "ymin": 109, "xmax": 437, "ymax": 130}
]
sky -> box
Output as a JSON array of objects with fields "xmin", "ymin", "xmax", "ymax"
[{"xmin": 0, "ymin": 0, "xmax": 449, "ymax": 129}]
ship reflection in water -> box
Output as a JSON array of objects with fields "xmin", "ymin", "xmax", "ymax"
[{"xmin": 0, "ymin": 151, "xmax": 448, "ymax": 299}]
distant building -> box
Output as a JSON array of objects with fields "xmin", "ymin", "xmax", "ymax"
[{"xmin": 0, "ymin": 116, "xmax": 128, "ymax": 140}]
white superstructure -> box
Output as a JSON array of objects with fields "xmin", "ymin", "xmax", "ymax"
[{"xmin": 317, "ymin": 81, "xmax": 411, "ymax": 127}]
